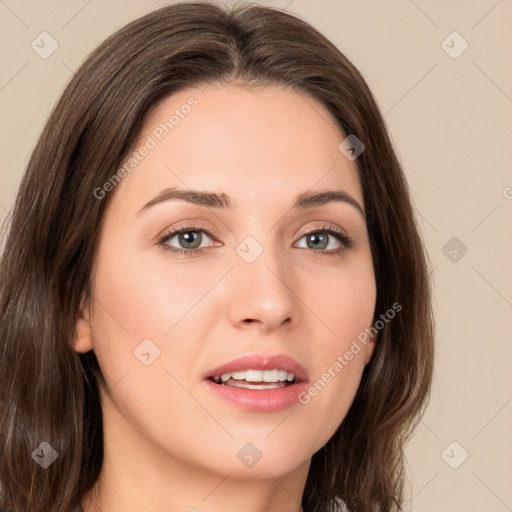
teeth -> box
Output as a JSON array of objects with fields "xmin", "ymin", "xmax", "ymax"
[
  {"xmin": 218, "ymin": 369, "xmax": 295, "ymax": 384},
  {"xmin": 277, "ymin": 370, "xmax": 288, "ymax": 382},
  {"xmin": 244, "ymin": 370, "xmax": 263, "ymax": 382},
  {"xmin": 262, "ymin": 369, "xmax": 279, "ymax": 382}
]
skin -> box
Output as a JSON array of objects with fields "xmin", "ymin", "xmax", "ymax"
[{"xmin": 75, "ymin": 84, "xmax": 377, "ymax": 512}]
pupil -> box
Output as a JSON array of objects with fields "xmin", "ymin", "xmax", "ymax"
[
  {"xmin": 308, "ymin": 233, "xmax": 328, "ymax": 250},
  {"xmin": 179, "ymin": 231, "xmax": 201, "ymax": 249}
]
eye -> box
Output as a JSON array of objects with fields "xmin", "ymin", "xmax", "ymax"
[
  {"xmin": 157, "ymin": 223, "xmax": 352, "ymax": 256},
  {"xmin": 158, "ymin": 225, "xmax": 217, "ymax": 254},
  {"xmin": 294, "ymin": 226, "xmax": 353, "ymax": 255}
]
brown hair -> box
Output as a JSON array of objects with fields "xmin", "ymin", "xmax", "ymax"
[{"xmin": 0, "ymin": 2, "xmax": 434, "ymax": 511}]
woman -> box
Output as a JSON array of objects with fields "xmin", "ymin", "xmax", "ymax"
[{"xmin": 0, "ymin": 2, "xmax": 434, "ymax": 511}]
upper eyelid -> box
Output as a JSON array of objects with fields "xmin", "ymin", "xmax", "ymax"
[
  {"xmin": 296, "ymin": 223, "xmax": 348, "ymax": 238},
  {"xmin": 161, "ymin": 221, "xmax": 345, "ymax": 237}
]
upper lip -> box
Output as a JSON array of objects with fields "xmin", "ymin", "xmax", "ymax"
[{"xmin": 205, "ymin": 354, "xmax": 309, "ymax": 383}]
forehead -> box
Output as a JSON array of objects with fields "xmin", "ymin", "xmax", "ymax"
[{"xmin": 108, "ymin": 84, "xmax": 363, "ymax": 213}]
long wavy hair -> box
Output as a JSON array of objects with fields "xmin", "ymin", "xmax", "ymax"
[{"xmin": 0, "ymin": 2, "xmax": 434, "ymax": 511}]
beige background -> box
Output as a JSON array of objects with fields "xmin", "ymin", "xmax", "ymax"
[{"xmin": 1, "ymin": 0, "xmax": 511, "ymax": 510}]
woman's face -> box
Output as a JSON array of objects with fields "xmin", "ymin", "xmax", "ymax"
[{"xmin": 75, "ymin": 84, "xmax": 377, "ymax": 480}]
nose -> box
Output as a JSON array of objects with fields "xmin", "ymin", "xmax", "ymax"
[{"xmin": 228, "ymin": 246, "xmax": 300, "ymax": 332}]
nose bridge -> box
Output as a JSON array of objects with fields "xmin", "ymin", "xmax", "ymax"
[{"xmin": 228, "ymin": 232, "xmax": 299, "ymax": 330}]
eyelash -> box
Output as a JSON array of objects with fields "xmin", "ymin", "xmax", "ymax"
[{"xmin": 157, "ymin": 223, "xmax": 353, "ymax": 257}]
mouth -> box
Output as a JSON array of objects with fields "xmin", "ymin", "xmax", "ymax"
[{"xmin": 203, "ymin": 354, "xmax": 309, "ymax": 412}]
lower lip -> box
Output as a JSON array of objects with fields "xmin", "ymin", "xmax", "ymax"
[{"xmin": 203, "ymin": 379, "xmax": 309, "ymax": 412}]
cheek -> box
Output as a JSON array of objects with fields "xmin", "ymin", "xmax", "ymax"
[
  {"xmin": 91, "ymin": 233, "xmax": 217, "ymax": 342},
  {"xmin": 307, "ymin": 251, "xmax": 377, "ymax": 343},
  {"xmin": 88, "ymin": 234, "xmax": 211, "ymax": 392},
  {"xmin": 295, "ymin": 253, "xmax": 376, "ymax": 442}
]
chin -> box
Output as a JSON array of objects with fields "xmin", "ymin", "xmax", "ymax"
[{"xmin": 193, "ymin": 429, "xmax": 316, "ymax": 480}]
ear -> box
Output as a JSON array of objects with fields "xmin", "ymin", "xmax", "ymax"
[
  {"xmin": 363, "ymin": 334, "xmax": 377, "ymax": 366},
  {"xmin": 73, "ymin": 295, "xmax": 94, "ymax": 353}
]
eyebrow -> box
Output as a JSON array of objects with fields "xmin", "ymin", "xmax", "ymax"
[{"xmin": 137, "ymin": 187, "xmax": 365, "ymax": 218}]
